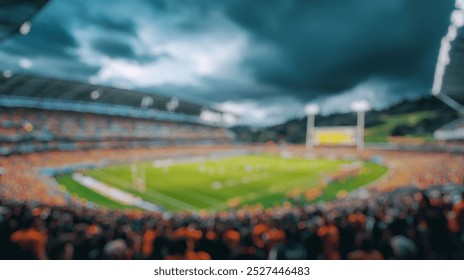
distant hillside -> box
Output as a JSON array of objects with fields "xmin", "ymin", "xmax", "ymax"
[{"xmin": 231, "ymin": 96, "xmax": 459, "ymax": 144}]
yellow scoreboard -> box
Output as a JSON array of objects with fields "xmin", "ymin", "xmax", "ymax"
[{"xmin": 313, "ymin": 126, "xmax": 357, "ymax": 146}]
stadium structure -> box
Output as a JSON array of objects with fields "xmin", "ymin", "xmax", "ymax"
[
  {"xmin": 0, "ymin": 72, "xmax": 235, "ymax": 155},
  {"xmin": 432, "ymin": 0, "xmax": 464, "ymax": 140},
  {"xmin": 0, "ymin": 0, "xmax": 49, "ymax": 42},
  {"xmin": 0, "ymin": 0, "xmax": 463, "ymax": 261}
]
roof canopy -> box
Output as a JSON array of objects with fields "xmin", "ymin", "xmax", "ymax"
[
  {"xmin": 0, "ymin": 72, "xmax": 220, "ymax": 116},
  {"xmin": 432, "ymin": 2, "xmax": 464, "ymax": 112},
  {"xmin": 0, "ymin": 0, "xmax": 49, "ymax": 42}
]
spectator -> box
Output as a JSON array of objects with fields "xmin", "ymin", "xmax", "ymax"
[{"xmin": 347, "ymin": 233, "xmax": 383, "ymax": 260}]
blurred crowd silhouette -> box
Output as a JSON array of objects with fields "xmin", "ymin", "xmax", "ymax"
[
  {"xmin": 0, "ymin": 108, "xmax": 232, "ymax": 155},
  {"xmin": 1, "ymin": 184, "xmax": 463, "ymax": 260},
  {"xmin": 1, "ymin": 144, "xmax": 463, "ymax": 260}
]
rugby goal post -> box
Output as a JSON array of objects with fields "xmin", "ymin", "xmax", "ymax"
[
  {"xmin": 305, "ymin": 101, "xmax": 370, "ymax": 149},
  {"xmin": 131, "ymin": 163, "xmax": 146, "ymax": 193}
]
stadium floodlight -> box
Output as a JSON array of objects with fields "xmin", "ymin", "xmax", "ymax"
[
  {"xmin": 0, "ymin": 0, "xmax": 49, "ymax": 43},
  {"xmin": 350, "ymin": 100, "xmax": 370, "ymax": 112},
  {"xmin": 458, "ymin": 0, "xmax": 464, "ymax": 9},
  {"xmin": 452, "ymin": 10, "xmax": 464, "ymax": 27},
  {"xmin": 350, "ymin": 100, "xmax": 370, "ymax": 150},
  {"xmin": 431, "ymin": 1, "xmax": 464, "ymax": 114},
  {"xmin": 19, "ymin": 21, "xmax": 31, "ymax": 35},
  {"xmin": 166, "ymin": 97, "xmax": 179, "ymax": 112},
  {"xmin": 2, "ymin": 70, "xmax": 12, "ymax": 79},
  {"xmin": 200, "ymin": 109, "xmax": 215, "ymax": 123},
  {"xmin": 304, "ymin": 104, "xmax": 320, "ymax": 115},
  {"xmin": 141, "ymin": 96, "xmax": 154, "ymax": 108},
  {"xmin": 90, "ymin": 90, "xmax": 101, "ymax": 100},
  {"xmin": 304, "ymin": 104, "xmax": 320, "ymax": 149}
]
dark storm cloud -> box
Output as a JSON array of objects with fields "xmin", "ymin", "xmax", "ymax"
[
  {"xmin": 1, "ymin": 16, "xmax": 78, "ymax": 60},
  {"xmin": 221, "ymin": 0, "xmax": 454, "ymax": 98},
  {"xmin": 89, "ymin": 16, "xmax": 137, "ymax": 36},
  {"xmin": 90, "ymin": 37, "xmax": 171, "ymax": 64},
  {"xmin": 32, "ymin": 59, "xmax": 102, "ymax": 81},
  {"xmin": 0, "ymin": 1, "xmax": 99, "ymax": 80},
  {"xmin": 137, "ymin": 78, "xmax": 279, "ymax": 104},
  {"xmin": 143, "ymin": 0, "xmax": 221, "ymax": 32},
  {"xmin": 128, "ymin": 0, "xmax": 454, "ymax": 107},
  {"xmin": 0, "ymin": 0, "xmax": 457, "ymax": 124},
  {"xmin": 91, "ymin": 38, "xmax": 136, "ymax": 59}
]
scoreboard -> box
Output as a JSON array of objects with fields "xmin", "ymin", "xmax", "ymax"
[{"xmin": 313, "ymin": 126, "xmax": 357, "ymax": 146}]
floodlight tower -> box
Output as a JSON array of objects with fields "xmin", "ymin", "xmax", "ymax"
[
  {"xmin": 350, "ymin": 100, "xmax": 370, "ymax": 150},
  {"xmin": 304, "ymin": 104, "xmax": 320, "ymax": 149},
  {"xmin": 430, "ymin": 0, "xmax": 464, "ymax": 114}
]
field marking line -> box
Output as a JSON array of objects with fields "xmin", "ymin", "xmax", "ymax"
[
  {"xmin": 88, "ymin": 170, "xmax": 198, "ymax": 210},
  {"xmin": 95, "ymin": 168, "xmax": 222, "ymax": 206},
  {"xmin": 71, "ymin": 173, "xmax": 161, "ymax": 212}
]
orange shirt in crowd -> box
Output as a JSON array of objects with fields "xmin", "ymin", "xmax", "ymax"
[
  {"xmin": 317, "ymin": 224, "xmax": 340, "ymax": 260},
  {"xmin": 142, "ymin": 229, "xmax": 157, "ymax": 257},
  {"xmin": 164, "ymin": 250, "xmax": 211, "ymax": 260},
  {"xmin": 347, "ymin": 250, "xmax": 384, "ymax": 260},
  {"xmin": 223, "ymin": 229, "xmax": 241, "ymax": 248},
  {"xmin": 449, "ymin": 201, "xmax": 464, "ymax": 233},
  {"xmin": 10, "ymin": 228, "xmax": 48, "ymax": 260}
]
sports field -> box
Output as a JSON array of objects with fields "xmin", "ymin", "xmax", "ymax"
[{"xmin": 56, "ymin": 155, "xmax": 387, "ymax": 212}]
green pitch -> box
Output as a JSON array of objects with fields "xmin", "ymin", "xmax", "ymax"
[{"xmin": 56, "ymin": 155, "xmax": 387, "ymax": 212}]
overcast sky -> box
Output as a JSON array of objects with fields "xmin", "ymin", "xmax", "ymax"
[{"xmin": 0, "ymin": 0, "xmax": 455, "ymax": 125}]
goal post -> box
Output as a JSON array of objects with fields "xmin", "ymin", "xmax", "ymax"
[
  {"xmin": 305, "ymin": 101, "xmax": 370, "ymax": 149},
  {"xmin": 131, "ymin": 163, "xmax": 146, "ymax": 193}
]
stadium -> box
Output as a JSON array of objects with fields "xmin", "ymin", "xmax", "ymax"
[{"xmin": 0, "ymin": 0, "xmax": 464, "ymax": 261}]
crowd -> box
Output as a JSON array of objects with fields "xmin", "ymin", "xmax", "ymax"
[
  {"xmin": 1, "ymin": 184, "xmax": 463, "ymax": 260},
  {"xmin": 0, "ymin": 107, "xmax": 233, "ymax": 155},
  {"xmin": 0, "ymin": 145, "xmax": 242, "ymax": 204},
  {"xmin": 1, "ymin": 145, "xmax": 463, "ymax": 205},
  {"xmin": 0, "ymin": 141, "xmax": 463, "ymax": 260}
]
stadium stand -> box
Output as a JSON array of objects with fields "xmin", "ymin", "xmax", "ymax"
[
  {"xmin": 432, "ymin": 1, "xmax": 464, "ymax": 140},
  {"xmin": 0, "ymin": 74, "xmax": 463, "ymax": 261},
  {"xmin": 0, "ymin": 145, "xmax": 463, "ymax": 260},
  {"xmin": 434, "ymin": 117, "xmax": 464, "ymax": 141},
  {"xmin": 1, "ymin": 183, "xmax": 463, "ymax": 260},
  {"xmin": 0, "ymin": 73, "xmax": 235, "ymax": 155},
  {"xmin": 1, "ymin": 0, "xmax": 463, "ymax": 263},
  {"xmin": 0, "ymin": 73, "xmax": 220, "ymax": 117},
  {"xmin": 0, "ymin": 0, "xmax": 49, "ymax": 42},
  {"xmin": 0, "ymin": 107, "xmax": 233, "ymax": 155},
  {"xmin": 432, "ymin": 1, "xmax": 464, "ymax": 108}
]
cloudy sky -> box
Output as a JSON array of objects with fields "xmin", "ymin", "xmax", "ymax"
[{"xmin": 0, "ymin": 0, "xmax": 455, "ymax": 125}]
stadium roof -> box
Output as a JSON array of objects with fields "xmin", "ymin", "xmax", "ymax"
[
  {"xmin": 434, "ymin": 117, "xmax": 464, "ymax": 140},
  {"xmin": 0, "ymin": 72, "xmax": 221, "ymax": 116},
  {"xmin": 0, "ymin": 0, "xmax": 49, "ymax": 43},
  {"xmin": 432, "ymin": 1, "xmax": 464, "ymax": 112}
]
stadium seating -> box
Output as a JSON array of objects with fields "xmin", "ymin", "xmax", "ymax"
[
  {"xmin": 0, "ymin": 75, "xmax": 463, "ymax": 260},
  {"xmin": 0, "ymin": 107, "xmax": 233, "ymax": 155},
  {"xmin": 0, "ymin": 145, "xmax": 463, "ymax": 260},
  {"xmin": 1, "ymin": 183, "xmax": 463, "ymax": 260},
  {"xmin": 434, "ymin": 118, "xmax": 464, "ymax": 141}
]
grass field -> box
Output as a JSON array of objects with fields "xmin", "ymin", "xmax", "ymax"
[{"xmin": 56, "ymin": 155, "xmax": 387, "ymax": 212}]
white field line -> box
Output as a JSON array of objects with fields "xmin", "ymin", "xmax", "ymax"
[
  {"xmin": 90, "ymin": 170, "xmax": 198, "ymax": 210},
  {"xmin": 71, "ymin": 173, "xmax": 161, "ymax": 212},
  {"xmin": 96, "ymin": 168, "xmax": 223, "ymax": 205}
]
